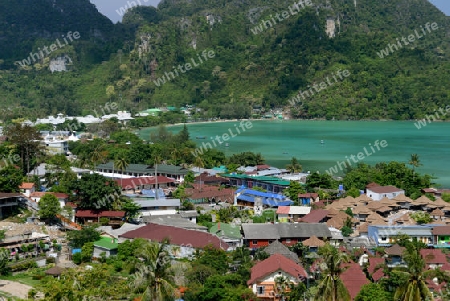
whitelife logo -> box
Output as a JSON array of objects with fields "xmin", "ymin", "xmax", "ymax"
[
  {"xmin": 153, "ymin": 50, "xmax": 215, "ymax": 87},
  {"xmin": 191, "ymin": 121, "xmax": 253, "ymax": 157},
  {"xmin": 325, "ymin": 140, "xmax": 388, "ymax": 176},
  {"xmin": 15, "ymin": 31, "xmax": 80, "ymax": 67},
  {"xmin": 376, "ymin": 22, "xmax": 439, "ymax": 59},
  {"xmin": 414, "ymin": 105, "xmax": 450, "ymax": 129}
]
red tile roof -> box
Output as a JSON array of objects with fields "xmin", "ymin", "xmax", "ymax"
[
  {"xmin": 247, "ymin": 254, "xmax": 307, "ymax": 285},
  {"xmin": 340, "ymin": 263, "xmax": 370, "ymax": 300},
  {"xmin": 432, "ymin": 226, "xmax": 450, "ymax": 235},
  {"xmin": 120, "ymin": 223, "xmax": 228, "ymax": 250},
  {"xmin": 19, "ymin": 182, "xmax": 35, "ymax": 189},
  {"xmin": 385, "ymin": 244, "xmax": 405, "ymax": 256},
  {"xmin": 421, "ymin": 249, "xmax": 447, "ymax": 264},
  {"xmin": 195, "ymin": 173, "xmax": 227, "ymax": 183},
  {"xmin": 116, "ymin": 176, "xmax": 175, "ymax": 189},
  {"xmin": 30, "ymin": 192, "xmax": 69, "ymax": 199},
  {"xmin": 65, "ymin": 202, "xmax": 77, "ymax": 208},
  {"xmin": 372, "ymin": 268, "xmax": 385, "ymax": 282},
  {"xmin": 276, "ymin": 206, "xmax": 291, "ymax": 214},
  {"xmin": 185, "ymin": 187, "xmax": 234, "ymax": 202},
  {"xmin": 301, "ymin": 209, "xmax": 329, "ymax": 223},
  {"xmin": 75, "ymin": 210, "xmax": 125, "ymax": 218},
  {"xmin": 367, "ymin": 257, "xmax": 385, "ymax": 275},
  {"xmin": 256, "ymin": 165, "xmax": 271, "ymax": 170},
  {"xmin": 298, "ymin": 193, "xmax": 319, "ymax": 199}
]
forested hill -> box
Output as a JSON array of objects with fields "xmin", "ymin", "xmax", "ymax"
[{"xmin": 0, "ymin": 0, "xmax": 449, "ymax": 121}]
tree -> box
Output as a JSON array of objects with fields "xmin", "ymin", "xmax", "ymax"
[
  {"xmin": 442, "ymin": 193, "xmax": 450, "ymax": 203},
  {"xmin": 131, "ymin": 239, "xmax": 176, "ymax": 301},
  {"xmin": 114, "ymin": 155, "xmax": 129, "ymax": 187},
  {"xmin": 315, "ymin": 244, "xmax": 351, "ymax": 301},
  {"xmin": 80, "ymin": 242, "xmax": 94, "ymax": 263},
  {"xmin": 355, "ymin": 283, "xmax": 392, "ymax": 301},
  {"xmin": 4, "ymin": 124, "xmax": 42, "ymax": 174},
  {"xmin": 194, "ymin": 245, "xmax": 229, "ymax": 274},
  {"xmin": 346, "ymin": 187, "xmax": 361, "ymax": 198},
  {"xmin": 71, "ymin": 173, "xmax": 121, "ymax": 209},
  {"xmin": 66, "ymin": 226, "xmax": 100, "ymax": 248},
  {"xmin": 274, "ymin": 275, "xmax": 292, "ymax": 300},
  {"xmin": 286, "ymin": 157, "xmax": 302, "ymax": 173},
  {"xmin": 0, "ymin": 248, "xmax": 10, "ymax": 276},
  {"xmin": 184, "ymin": 171, "xmax": 195, "ymax": 185},
  {"xmin": 0, "ymin": 165, "xmax": 23, "ymax": 192},
  {"xmin": 410, "ymin": 211, "xmax": 432, "ymax": 224},
  {"xmin": 38, "ymin": 193, "xmax": 61, "ymax": 221},
  {"xmin": 284, "ymin": 181, "xmax": 306, "ymax": 204},
  {"xmin": 391, "ymin": 239, "xmax": 432, "ymax": 301},
  {"xmin": 120, "ymin": 197, "xmax": 141, "ymax": 219}
]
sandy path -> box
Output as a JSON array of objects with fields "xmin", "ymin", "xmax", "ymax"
[{"xmin": 0, "ymin": 280, "xmax": 32, "ymax": 299}]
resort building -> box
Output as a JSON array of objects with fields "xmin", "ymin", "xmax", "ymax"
[
  {"xmin": 235, "ymin": 189, "xmax": 293, "ymax": 210},
  {"xmin": 276, "ymin": 206, "xmax": 312, "ymax": 223},
  {"xmin": 366, "ymin": 183, "xmax": 405, "ymax": 201}
]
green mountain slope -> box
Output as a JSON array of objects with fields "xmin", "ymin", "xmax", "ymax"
[{"xmin": 0, "ymin": 0, "xmax": 448, "ymax": 121}]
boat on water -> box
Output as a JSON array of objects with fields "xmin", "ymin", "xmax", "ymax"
[
  {"xmin": 196, "ymin": 136, "xmax": 206, "ymax": 139},
  {"xmin": 225, "ymin": 143, "xmax": 229, "ymax": 147},
  {"xmin": 321, "ymin": 140, "xmax": 324, "ymax": 144}
]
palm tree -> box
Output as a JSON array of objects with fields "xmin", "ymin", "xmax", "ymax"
[
  {"xmin": 408, "ymin": 154, "xmax": 422, "ymax": 182},
  {"xmin": 131, "ymin": 240, "xmax": 176, "ymax": 301},
  {"xmin": 274, "ymin": 275, "xmax": 291, "ymax": 301},
  {"xmin": 394, "ymin": 240, "xmax": 432, "ymax": 301},
  {"xmin": 286, "ymin": 157, "xmax": 302, "ymax": 174},
  {"xmin": 315, "ymin": 244, "xmax": 351, "ymax": 301},
  {"xmin": 115, "ymin": 155, "xmax": 129, "ymax": 188}
]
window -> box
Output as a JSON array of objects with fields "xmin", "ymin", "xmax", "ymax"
[
  {"xmin": 256, "ymin": 286, "xmax": 265, "ymax": 295},
  {"xmin": 381, "ymin": 236, "xmax": 387, "ymax": 241},
  {"xmin": 268, "ymin": 240, "xmax": 274, "ymax": 244},
  {"xmin": 286, "ymin": 239, "xmax": 291, "ymax": 243},
  {"xmin": 252, "ymin": 240, "xmax": 258, "ymax": 245}
]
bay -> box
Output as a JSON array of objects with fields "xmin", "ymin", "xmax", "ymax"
[{"xmin": 139, "ymin": 120, "xmax": 450, "ymax": 187}]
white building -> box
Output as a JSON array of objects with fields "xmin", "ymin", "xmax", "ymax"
[{"xmin": 366, "ymin": 185, "xmax": 405, "ymax": 201}]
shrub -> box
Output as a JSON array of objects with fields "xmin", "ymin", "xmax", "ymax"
[{"xmin": 72, "ymin": 252, "xmax": 82, "ymax": 265}]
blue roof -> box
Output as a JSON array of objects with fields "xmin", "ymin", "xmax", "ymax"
[
  {"xmin": 72, "ymin": 248, "xmax": 81, "ymax": 254},
  {"xmin": 237, "ymin": 189, "xmax": 293, "ymax": 207}
]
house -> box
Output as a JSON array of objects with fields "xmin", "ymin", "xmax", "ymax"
[
  {"xmin": 222, "ymin": 174, "xmax": 291, "ymax": 193},
  {"xmin": 340, "ymin": 263, "xmax": 370, "ymax": 300},
  {"xmin": 194, "ymin": 173, "xmax": 228, "ymax": 185},
  {"xmin": 185, "ymin": 186, "xmax": 235, "ymax": 204},
  {"xmin": 75, "ymin": 210, "xmax": 125, "ymax": 228},
  {"xmin": 115, "ymin": 176, "xmax": 176, "ymax": 193},
  {"xmin": 276, "ymin": 206, "xmax": 311, "ymax": 223},
  {"xmin": 134, "ymin": 199, "xmax": 180, "ymax": 217},
  {"xmin": 301, "ymin": 235, "xmax": 325, "ymax": 252},
  {"xmin": 384, "ymin": 244, "xmax": 406, "ymax": 268},
  {"xmin": 179, "ymin": 210, "xmax": 198, "ymax": 223},
  {"xmin": 247, "ymin": 254, "xmax": 307, "ymax": 300},
  {"xmin": 93, "ymin": 236, "xmax": 119, "ymax": 258},
  {"xmin": 241, "ymin": 223, "xmax": 331, "ymax": 249},
  {"xmin": 432, "ymin": 225, "xmax": 450, "ymax": 247},
  {"xmin": 367, "ymin": 257, "xmax": 386, "ymax": 282},
  {"xmin": 264, "ymin": 240, "xmax": 299, "ymax": 263},
  {"xmin": 366, "ymin": 184, "xmax": 405, "ymax": 201},
  {"xmin": 421, "ymin": 249, "xmax": 447, "ymax": 269},
  {"xmin": 143, "ymin": 215, "xmax": 208, "ymax": 232},
  {"xmin": 368, "ymin": 225, "xmax": 433, "ymax": 246},
  {"xmin": 19, "ymin": 183, "xmax": 35, "ymax": 197},
  {"xmin": 96, "ymin": 162, "xmax": 189, "ymax": 183},
  {"xmin": 30, "ymin": 192, "xmax": 69, "ymax": 208},
  {"xmin": 300, "ymin": 209, "xmax": 329, "ymax": 224},
  {"xmin": 298, "ymin": 193, "xmax": 319, "ymax": 205},
  {"xmin": 120, "ymin": 223, "xmax": 229, "ymax": 258},
  {"xmin": 209, "ymin": 223, "xmax": 243, "ymax": 249},
  {"xmin": 0, "ymin": 193, "xmax": 25, "ymax": 219},
  {"xmin": 235, "ymin": 189, "xmax": 293, "ymax": 210}
]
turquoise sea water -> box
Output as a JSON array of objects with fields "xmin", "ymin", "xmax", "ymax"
[{"xmin": 139, "ymin": 120, "xmax": 450, "ymax": 187}]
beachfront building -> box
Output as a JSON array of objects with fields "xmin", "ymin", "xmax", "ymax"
[{"xmin": 276, "ymin": 206, "xmax": 312, "ymax": 223}]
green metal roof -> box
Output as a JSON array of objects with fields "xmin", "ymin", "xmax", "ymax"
[
  {"xmin": 209, "ymin": 223, "xmax": 242, "ymax": 239},
  {"xmin": 96, "ymin": 162, "xmax": 189, "ymax": 175},
  {"xmin": 94, "ymin": 236, "xmax": 119, "ymax": 250},
  {"xmin": 221, "ymin": 174, "xmax": 290, "ymax": 186}
]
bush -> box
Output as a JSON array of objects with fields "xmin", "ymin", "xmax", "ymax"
[
  {"xmin": 10, "ymin": 260, "xmax": 38, "ymax": 272},
  {"xmin": 99, "ymin": 217, "xmax": 110, "ymax": 226},
  {"xmin": 46, "ymin": 257, "xmax": 56, "ymax": 263},
  {"xmin": 72, "ymin": 252, "xmax": 82, "ymax": 265}
]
